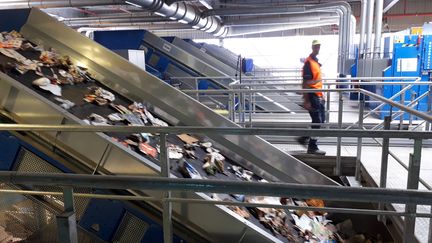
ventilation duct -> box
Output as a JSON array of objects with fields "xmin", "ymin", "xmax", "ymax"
[
  {"xmin": 63, "ymin": 15, "xmax": 168, "ymax": 27},
  {"xmin": 224, "ymin": 13, "xmax": 338, "ymax": 27},
  {"xmin": 0, "ymin": 0, "xmax": 227, "ymax": 36},
  {"xmin": 226, "ymin": 19, "xmax": 339, "ymax": 37},
  {"xmin": 374, "ymin": 0, "xmax": 384, "ymax": 58},
  {"xmin": 125, "ymin": 0, "xmax": 227, "ymax": 36}
]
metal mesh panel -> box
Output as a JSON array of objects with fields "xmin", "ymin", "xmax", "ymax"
[
  {"xmin": 0, "ymin": 184, "xmax": 57, "ymax": 242},
  {"xmin": 112, "ymin": 212, "xmax": 149, "ymax": 243},
  {"xmin": 15, "ymin": 148, "xmax": 90, "ymax": 220}
]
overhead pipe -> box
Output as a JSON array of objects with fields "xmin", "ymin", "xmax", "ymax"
[
  {"xmin": 63, "ymin": 15, "xmax": 168, "ymax": 27},
  {"xmin": 0, "ymin": 0, "xmax": 227, "ymax": 36},
  {"xmin": 75, "ymin": 22, "xmax": 187, "ymax": 28},
  {"xmin": 307, "ymin": 1, "xmax": 352, "ymax": 74},
  {"xmin": 0, "ymin": 0, "xmax": 124, "ymax": 9},
  {"xmin": 374, "ymin": 0, "xmax": 384, "ymax": 58},
  {"xmin": 226, "ymin": 19, "xmax": 340, "ymax": 37},
  {"xmin": 202, "ymin": 6, "xmax": 309, "ymax": 17},
  {"xmin": 359, "ymin": 0, "xmax": 367, "ymax": 58},
  {"xmin": 126, "ymin": 0, "xmax": 227, "ymax": 36},
  {"xmin": 202, "ymin": 2, "xmax": 352, "ymax": 73},
  {"xmin": 365, "ymin": 0, "xmax": 375, "ymax": 58},
  {"xmin": 350, "ymin": 15, "xmax": 357, "ymax": 60},
  {"xmin": 222, "ymin": 13, "xmax": 338, "ymax": 27}
]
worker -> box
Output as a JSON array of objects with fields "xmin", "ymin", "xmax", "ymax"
[{"xmin": 298, "ymin": 40, "xmax": 326, "ymax": 155}]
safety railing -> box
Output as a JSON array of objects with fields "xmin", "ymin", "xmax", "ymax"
[
  {"xmin": 0, "ymin": 124, "xmax": 431, "ymax": 243},
  {"xmin": 181, "ymin": 80, "xmax": 432, "ymax": 195}
]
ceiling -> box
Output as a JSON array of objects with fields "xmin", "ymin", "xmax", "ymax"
[{"xmin": 9, "ymin": 0, "xmax": 432, "ymax": 38}]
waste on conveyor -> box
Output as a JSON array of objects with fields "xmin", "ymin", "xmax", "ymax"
[{"xmin": 0, "ymin": 30, "xmax": 377, "ymax": 243}]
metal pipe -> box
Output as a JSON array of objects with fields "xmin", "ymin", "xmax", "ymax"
[
  {"xmin": 361, "ymin": 89, "xmax": 432, "ymax": 121},
  {"xmin": 223, "ymin": 14, "xmax": 338, "ymax": 26},
  {"xmin": 125, "ymin": 0, "xmax": 228, "ymax": 36},
  {"xmin": 226, "ymin": 20, "xmax": 339, "ymax": 37},
  {"xmin": 3, "ymin": 172, "xmax": 432, "ymax": 205},
  {"xmin": 160, "ymin": 133, "xmax": 172, "ymax": 243},
  {"xmin": 202, "ymin": 6, "xmax": 308, "ymax": 17},
  {"xmin": 64, "ymin": 16, "xmax": 169, "ymax": 27},
  {"xmin": 0, "ymin": 0, "xmax": 124, "ymax": 9},
  {"xmin": 365, "ymin": 0, "xmax": 375, "ymax": 58},
  {"xmin": 173, "ymin": 76, "xmax": 419, "ymax": 81},
  {"xmin": 230, "ymin": 82, "xmax": 432, "ymax": 87},
  {"xmin": 374, "ymin": 0, "xmax": 384, "ymax": 58},
  {"xmin": 345, "ymin": 78, "xmax": 421, "ymax": 129},
  {"xmin": 2, "ymin": 188, "xmax": 432, "ymax": 218},
  {"xmin": 355, "ymin": 95, "xmax": 365, "ymax": 180},
  {"xmin": 336, "ymin": 92, "xmax": 343, "ymax": 175},
  {"xmin": 359, "ymin": 0, "xmax": 368, "ymax": 57},
  {"xmin": 404, "ymin": 139, "xmax": 423, "ymax": 243},
  {"xmin": 378, "ymin": 116, "xmax": 391, "ymax": 221}
]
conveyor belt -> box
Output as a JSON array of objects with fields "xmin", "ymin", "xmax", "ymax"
[{"xmin": 0, "ymin": 8, "xmax": 337, "ymax": 243}]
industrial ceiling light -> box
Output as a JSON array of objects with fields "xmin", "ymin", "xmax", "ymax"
[
  {"xmin": 125, "ymin": 1, "xmax": 142, "ymax": 8},
  {"xmin": 154, "ymin": 12, "xmax": 167, "ymax": 17}
]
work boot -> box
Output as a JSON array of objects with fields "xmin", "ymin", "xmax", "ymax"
[
  {"xmin": 307, "ymin": 138, "xmax": 326, "ymax": 155},
  {"xmin": 307, "ymin": 148, "xmax": 326, "ymax": 155}
]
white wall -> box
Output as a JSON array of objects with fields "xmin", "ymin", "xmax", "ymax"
[{"xmin": 196, "ymin": 35, "xmax": 340, "ymax": 78}]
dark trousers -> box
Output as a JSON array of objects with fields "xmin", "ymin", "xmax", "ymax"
[{"xmin": 308, "ymin": 93, "xmax": 325, "ymax": 150}]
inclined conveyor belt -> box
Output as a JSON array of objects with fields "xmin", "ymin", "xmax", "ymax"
[{"xmin": 0, "ymin": 8, "xmax": 337, "ymax": 243}]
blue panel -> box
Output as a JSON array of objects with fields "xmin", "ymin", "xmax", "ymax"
[
  {"xmin": 0, "ymin": 9, "xmax": 30, "ymax": 32},
  {"xmin": 242, "ymin": 58, "xmax": 254, "ymax": 73},
  {"xmin": 79, "ymin": 199, "xmax": 125, "ymax": 242},
  {"xmin": 94, "ymin": 30, "xmax": 146, "ymax": 50},
  {"xmin": 155, "ymin": 55, "xmax": 171, "ymax": 73},
  {"xmin": 423, "ymin": 35, "xmax": 432, "ymax": 70},
  {"xmin": 0, "ymin": 132, "xmax": 20, "ymax": 171}
]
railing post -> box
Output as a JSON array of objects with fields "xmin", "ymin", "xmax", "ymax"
[
  {"xmin": 242, "ymin": 88, "xmax": 246, "ymax": 126},
  {"xmin": 238, "ymin": 89, "xmax": 244, "ymax": 126},
  {"xmin": 429, "ymin": 207, "xmax": 432, "ymax": 243},
  {"xmin": 232, "ymin": 92, "xmax": 237, "ymax": 123},
  {"xmin": 160, "ymin": 133, "xmax": 172, "ymax": 243},
  {"xmin": 195, "ymin": 78, "xmax": 199, "ymax": 101},
  {"xmin": 409, "ymin": 91, "xmax": 416, "ymax": 127},
  {"xmin": 427, "ymin": 86, "xmax": 432, "ymax": 131},
  {"xmin": 403, "ymin": 138, "xmax": 422, "ymax": 243},
  {"xmin": 335, "ymin": 91, "xmax": 343, "ymax": 176},
  {"xmin": 57, "ymin": 187, "xmax": 77, "ymax": 243},
  {"xmin": 326, "ymin": 85, "xmax": 331, "ymax": 123},
  {"xmin": 355, "ymin": 93, "xmax": 365, "ymax": 180},
  {"xmin": 229, "ymin": 92, "xmax": 234, "ymax": 121},
  {"xmin": 248, "ymin": 86, "xmax": 252, "ymax": 127},
  {"xmin": 399, "ymin": 85, "xmax": 406, "ymax": 130},
  {"xmin": 378, "ymin": 116, "xmax": 391, "ymax": 222}
]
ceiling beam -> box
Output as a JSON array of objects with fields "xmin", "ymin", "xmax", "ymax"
[{"xmin": 383, "ymin": 0, "xmax": 399, "ymax": 13}]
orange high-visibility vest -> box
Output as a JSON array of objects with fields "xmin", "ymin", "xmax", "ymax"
[{"xmin": 304, "ymin": 56, "xmax": 323, "ymax": 97}]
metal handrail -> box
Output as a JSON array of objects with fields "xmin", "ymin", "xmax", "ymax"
[
  {"xmin": 3, "ymin": 188, "xmax": 432, "ymax": 218},
  {"xmin": 1, "ymin": 172, "xmax": 432, "ymax": 205},
  {"xmin": 230, "ymin": 81, "xmax": 432, "ymax": 87},
  {"xmin": 0, "ymin": 124, "xmax": 430, "ymax": 138}
]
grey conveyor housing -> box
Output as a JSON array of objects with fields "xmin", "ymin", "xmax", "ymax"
[
  {"xmin": 141, "ymin": 32, "xmax": 295, "ymax": 112},
  {"xmin": 0, "ymin": 8, "xmax": 336, "ymax": 243}
]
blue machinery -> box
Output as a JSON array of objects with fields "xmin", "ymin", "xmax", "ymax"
[
  {"xmin": 0, "ymin": 131, "xmax": 187, "ymax": 242},
  {"xmin": 352, "ymin": 31, "xmax": 432, "ymax": 120}
]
